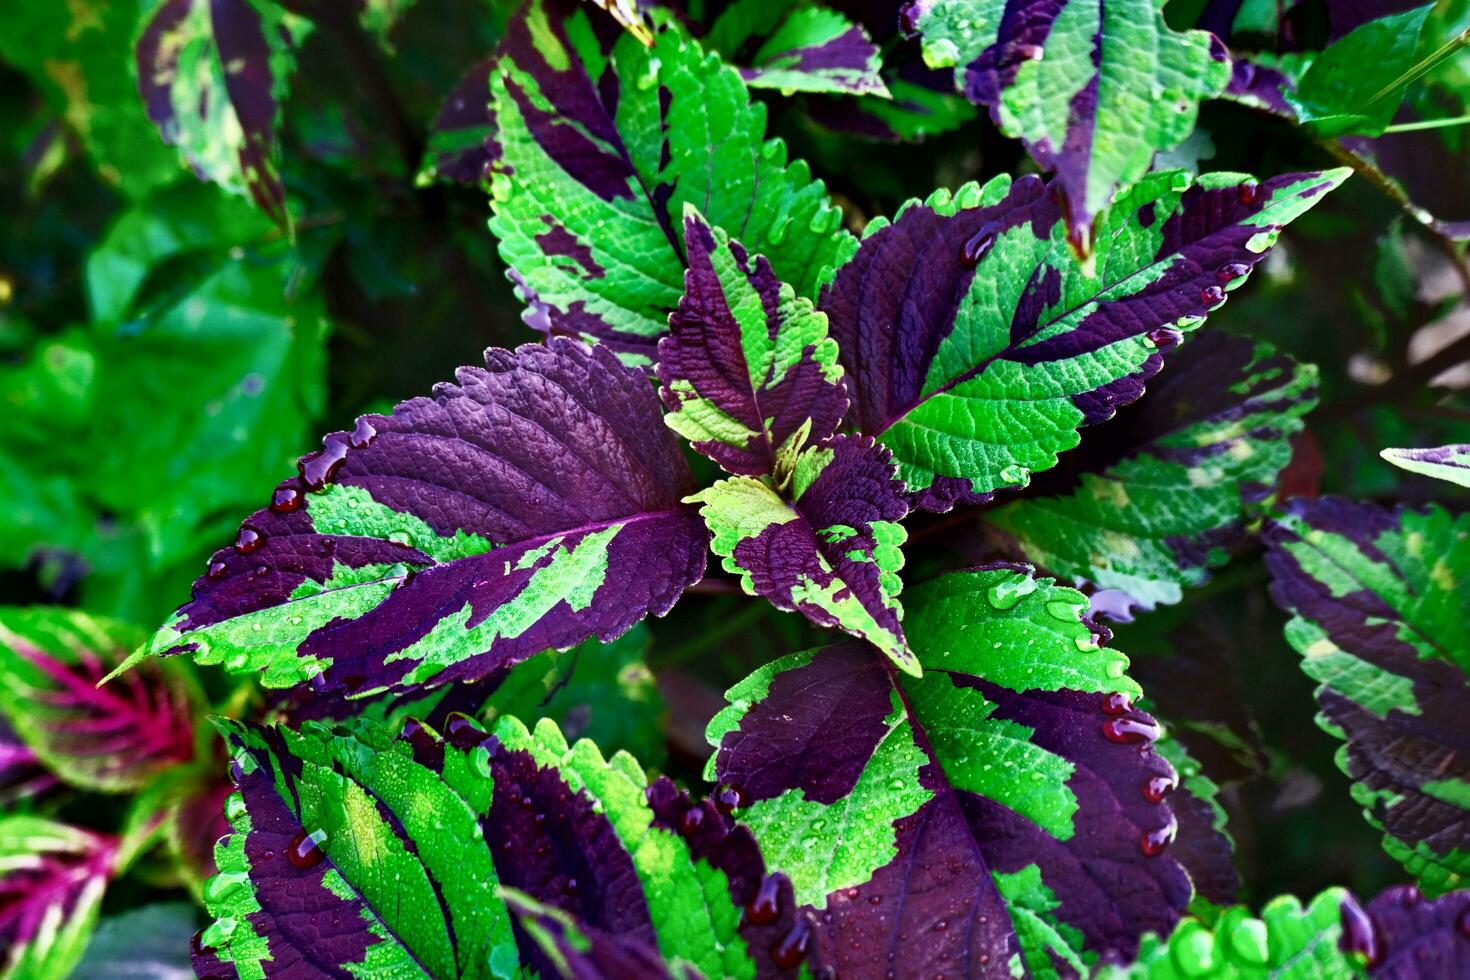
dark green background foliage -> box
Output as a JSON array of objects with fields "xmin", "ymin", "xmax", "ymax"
[{"xmin": 1, "ymin": 0, "xmax": 1468, "ymax": 976}]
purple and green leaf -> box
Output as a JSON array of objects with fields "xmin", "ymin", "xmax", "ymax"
[
  {"xmin": 1265, "ymin": 498, "xmax": 1470, "ymax": 895},
  {"xmin": 691, "ymin": 435, "xmax": 915, "ymax": 674},
  {"xmin": 487, "ymin": 0, "xmax": 853, "ymax": 366},
  {"xmin": 121, "ymin": 339, "xmax": 707, "ymax": 700},
  {"xmin": 194, "ymin": 715, "xmax": 797, "ymax": 978},
  {"xmin": 976, "ymin": 333, "xmax": 1319, "ymax": 612},
  {"xmin": 1381, "ymin": 444, "xmax": 1470, "ymax": 488},
  {"xmin": 657, "ymin": 206, "xmax": 847, "ymax": 477},
  {"xmin": 912, "ymin": 0, "xmax": 1231, "ymax": 250},
  {"xmin": 0, "ymin": 608, "xmax": 199, "ymax": 794},
  {"xmin": 736, "ymin": 6, "xmax": 889, "ymax": 97},
  {"xmin": 416, "ymin": 57, "xmax": 497, "ymax": 187},
  {"xmin": 0, "ymin": 817, "xmax": 118, "ymax": 980},
  {"xmin": 706, "ymin": 565, "xmax": 1210, "ymax": 974},
  {"xmin": 136, "ymin": 0, "xmax": 307, "ymax": 228},
  {"xmin": 819, "ymin": 167, "xmax": 1346, "ymax": 512}
]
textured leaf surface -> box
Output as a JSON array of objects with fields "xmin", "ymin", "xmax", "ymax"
[
  {"xmin": 979, "ymin": 333, "xmax": 1318, "ymax": 610},
  {"xmin": 706, "ymin": 565, "xmax": 1203, "ymax": 975},
  {"xmin": 691, "ymin": 435, "xmax": 914, "ymax": 673},
  {"xmin": 0, "ymin": 816, "xmax": 117, "ymax": 980},
  {"xmin": 1381, "ymin": 444, "xmax": 1470, "ymax": 488},
  {"xmin": 739, "ymin": 6, "xmax": 889, "ymax": 96},
  {"xmin": 914, "ymin": 0, "xmax": 1231, "ymax": 248},
  {"xmin": 1107, "ymin": 885, "xmax": 1470, "ymax": 978},
  {"xmin": 819, "ymin": 168, "xmax": 1345, "ymax": 511},
  {"xmin": 128, "ymin": 338, "xmax": 707, "ymax": 700},
  {"xmin": 136, "ymin": 0, "xmax": 305, "ymax": 226},
  {"xmin": 1153, "ymin": 736, "xmax": 1239, "ymax": 907},
  {"xmin": 488, "ymin": 0, "xmax": 852, "ymax": 365},
  {"xmin": 0, "ymin": 608, "xmax": 197, "ymax": 793},
  {"xmin": 658, "ymin": 207, "xmax": 847, "ymax": 476},
  {"xmin": 194, "ymin": 715, "xmax": 796, "ymax": 979},
  {"xmin": 1265, "ymin": 498, "xmax": 1470, "ymax": 895}
]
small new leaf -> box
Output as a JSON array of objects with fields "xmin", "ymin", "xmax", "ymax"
[
  {"xmin": 658, "ymin": 207, "xmax": 847, "ymax": 477},
  {"xmin": 690, "ymin": 435, "xmax": 914, "ymax": 674}
]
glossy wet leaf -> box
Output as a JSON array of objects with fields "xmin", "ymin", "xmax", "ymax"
[
  {"xmin": 1265, "ymin": 498, "xmax": 1470, "ymax": 895},
  {"xmin": 706, "ymin": 565, "xmax": 1208, "ymax": 975},
  {"xmin": 125, "ymin": 338, "xmax": 707, "ymax": 700},
  {"xmin": 819, "ymin": 168, "xmax": 1345, "ymax": 511},
  {"xmin": 691, "ymin": 435, "xmax": 914, "ymax": 673},
  {"xmin": 194, "ymin": 715, "xmax": 796, "ymax": 979}
]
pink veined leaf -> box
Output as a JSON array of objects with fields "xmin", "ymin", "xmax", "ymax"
[
  {"xmin": 0, "ymin": 609, "xmax": 198, "ymax": 794},
  {"xmin": 0, "ymin": 817, "xmax": 119, "ymax": 979}
]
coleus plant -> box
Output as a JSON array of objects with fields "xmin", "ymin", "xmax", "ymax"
[{"xmin": 3, "ymin": 0, "xmax": 1469, "ymax": 977}]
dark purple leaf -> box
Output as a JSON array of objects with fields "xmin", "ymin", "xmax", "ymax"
[{"xmin": 127, "ymin": 338, "xmax": 707, "ymax": 700}]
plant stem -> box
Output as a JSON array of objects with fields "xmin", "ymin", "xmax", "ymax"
[
  {"xmin": 1367, "ymin": 27, "xmax": 1470, "ymax": 105},
  {"xmin": 1383, "ymin": 114, "xmax": 1470, "ymax": 134}
]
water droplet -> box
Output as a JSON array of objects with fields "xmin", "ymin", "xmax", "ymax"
[
  {"xmin": 681, "ymin": 806, "xmax": 705, "ymax": 834},
  {"xmin": 1139, "ymin": 812, "xmax": 1177, "ymax": 856},
  {"xmin": 1102, "ymin": 716, "xmax": 1159, "ymax": 745},
  {"xmin": 745, "ymin": 875, "xmax": 782, "ymax": 925},
  {"xmin": 349, "ymin": 417, "xmax": 377, "ymax": 449},
  {"xmin": 207, "ymin": 560, "xmax": 228, "ymax": 580},
  {"xmin": 234, "ymin": 526, "xmax": 263, "ymax": 554},
  {"xmin": 270, "ymin": 484, "xmax": 303, "ymax": 514},
  {"xmin": 1237, "ymin": 181, "xmax": 1260, "ymax": 205},
  {"xmin": 1338, "ymin": 893, "xmax": 1379, "ymax": 965},
  {"xmin": 253, "ymin": 565, "xmax": 269, "ymax": 579},
  {"xmin": 1146, "ymin": 327, "xmax": 1183, "ymax": 350},
  {"xmin": 986, "ymin": 575, "xmax": 1036, "ymax": 610},
  {"xmin": 999, "ymin": 463, "xmax": 1029, "ymax": 485},
  {"xmin": 888, "ymin": 777, "xmax": 906, "ymax": 791},
  {"xmin": 204, "ymin": 871, "xmax": 248, "ymax": 903},
  {"xmin": 1016, "ymin": 43, "xmax": 1044, "ymax": 61},
  {"xmin": 287, "ymin": 829, "xmax": 328, "ymax": 869},
  {"xmin": 716, "ymin": 784, "xmax": 745, "ymax": 814},
  {"xmin": 1044, "ymin": 600, "xmax": 1080, "ymax": 622},
  {"xmin": 1216, "ymin": 262, "xmax": 1249, "ymax": 284},
  {"xmin": 1100, "ymin": 692, "xmax": 1132, "ymax": 716},
  {"xmin": 961, "ymin": 222, "xmax": 1000, "ymax": 267},
  {"xmin": 770, "ymin": 918, "xmax": 811, "ymax": 969},
  {"xmin": 387, "ymin": 530, "xmax": 414, "ymax": 548},
  {"xmin": 299, "ymin": 437, "xmax": 351, "ymax": 491},
  {"xmin": 1074, "ymin": 633, "xmax": 1100, "ymax": 652},
  {"xmin": 224, "ymin": 792, "xmax": 247, "ymax": 823},
  {"xmin": 1143, "ymin": 774, "xmax": 1177, "ymax": 803},
  {"xmin": 1199, "ymin": 285, "xmax": 1225, "ymax": 307},
  {"xmin": 1457, "ymin": 906, "xmax": 1470, "ymax": 939},
  {"xmin": 200, "ymin": 917, "xmax": 238, "ymax": 948},
  {"xmin": 768, "ymin": 215, "xmax": 792, "ymax": 245}
]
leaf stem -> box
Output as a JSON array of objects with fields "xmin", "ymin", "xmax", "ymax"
[
  {"xmin": 1367, "ymin": 27, "xmax": 1470, "ymax": 105},
  {"xmin": 1382, "ymin": 114, "xmax": 1470, "ymax": 134}
]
